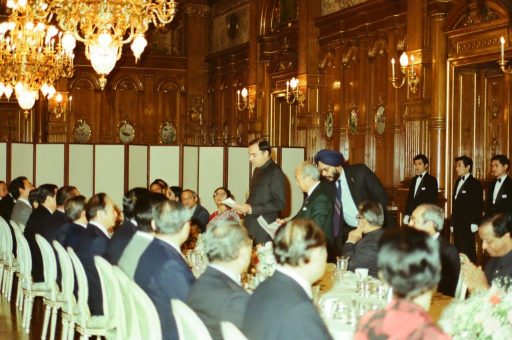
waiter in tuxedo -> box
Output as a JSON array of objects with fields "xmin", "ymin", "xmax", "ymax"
[
  {"xmin": 403, "ymin": 154, "xmax": 438, "ymax": 225},
  {"xmin": 451, "ymin": 156, "xmax": 483, "ymax": 263},
  {"xmin": 486, "ymin": 154, "xmax": 512, "ymax": 217},
  {"xmin": 314, "ymin": 149, "xmax": 388, "ymax": 249}
]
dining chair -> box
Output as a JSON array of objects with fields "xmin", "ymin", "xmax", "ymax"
[
  {"xmin": 11, "ymin": 223, "xmax": 25, "ymax": 312},
  {"xmin": 221, "ymin": 321, "xmax": 248, "ymax": 340},
  {"xmin": 171, "ymin": 299, "xmax": 213, "ymax": 340},
  {"xmin": 0, "ymin": 217, "xmax": 15, "ymax": 301},
  {"xmin": 111, "ymin": 266, "xmax": 144, "ymax": 339}
]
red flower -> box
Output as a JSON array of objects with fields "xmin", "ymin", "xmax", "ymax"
[{"xmin": 489, "ymin": 294, "xmax": 501, "ymax": 305}]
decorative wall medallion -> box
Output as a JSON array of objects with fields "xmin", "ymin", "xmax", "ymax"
[
  {"xmin": 160, "ymin": 122, "xmax": 177, "ymax": 145},
  {"xmin": 117, "ymin": 120, "xmax": 135, "ymax": 144},
  {"xmin": 348, "ymin": 104, "xmax": 359, "ymax": 135},
  {"xmin": 374, "ymin": 98, "xmax": 386, "ymax": 136},
  {"xmin": 226, "ymin": 13, "xmax": 240, "ymax": 40},
  {"xmin": 73, "ymin": 119, "xmax": 92, "ymax": 143},
  {"xmin": 325, "ymin": 103, "xmax": 334, "ymax": 140}
]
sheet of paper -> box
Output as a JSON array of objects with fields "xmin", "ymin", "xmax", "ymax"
[
  {"xmin": 257, "ymin": 215, "xmax": 281, "ymax": 239},
  {"xmin": 222, "ymin": 198, "xmax": 239, "ymax": 209}
]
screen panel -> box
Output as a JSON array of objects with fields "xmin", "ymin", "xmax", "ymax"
[
  {"xmin": 11, "ymin": 143, "xmax": 34, "ymax": 182},
  {"xmin": 35, "ymin": 144, "xmax": 64, "ymax": 187},
  {"xmin": 149, "ymin": 146, "xmax": 180, "ymax": 188},
  {"xmin": 69, "ymin": 144, "xmax": 94, "ymax": 198},
  {"xmin": 280, "ymin": 147, "xmax": 306, "ymax": 218},
  {"xmin": 182, "ymin": 146, "xmax": 199, "ymax": 192},
  {"xmin": 95, "ymin": 145, "xmax": 125, "ymax": 206},
  {"xmin": 0, "ymin": 143, "xmax": 6, "ymax": 181},
  {"xmin": 198, "ymin": 147, "xmax": 224, "ymax": 213},
  {"xmin": 129, "ymin": 145, "xmax": 148, "ymax": 189},
  {"xmin": 227, "ymin": 147, "xmax": 250, "ymax": 206}
]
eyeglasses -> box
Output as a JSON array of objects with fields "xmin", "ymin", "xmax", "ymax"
[{"xmin": 213, "ymin": 192, "xmax": 227, "ymax": 197}]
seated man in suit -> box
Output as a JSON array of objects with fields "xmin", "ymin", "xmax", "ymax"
[
  {"xmin": 187, "ymin": 221, "xmax": 252, "ymax": 339},
  {"xmin": 10, "ymin": 176, "xmax": 34, "ymax": 229},
  {"xmin": 486, "ymin": 154, "xmax": 512, "ymax": 217},
  {"xmin": 133, "ymin": 200, "xmax": 195, "ymax": 340},
  {"xmin": 181, "ymin": 189, "xmax": 209, "ymax": 232},
  {"xmin": 24, "ymin": 184, "xmax": 58, "ymax": 282},
  {"xmin": 57, "ymin": 195, "xmax": 88, "ymax": 250},
  {"xmin": 462, "ymin": 212, "xmax": 512, "ymax": 292},
  {"xmin": 75, "ymin": 193, "xmax": 117, "ymax": 316},
  {"xmin": 104, "ymin": 187, "xmax": 149, "ymax": 264},
  {"xmin": 0, "ymin": 180, "xmax": 14, "ymax": 221},
  {"xmin": 409, "ymin": 204, "xmax": 460, "ymax": 296},
  {"xmin": 242, "ymin": 219, "xmax": 333, "ymax": 340},
  {"xmin": 342, "ymin": 201, "xmax": 385, "ymax": 278},
  {"xmin": 403, "ymin": 154, "xmax": 438, "ymax": 225},
  {"xmin": 51, "ymin": 186, "xmax": 80, "ymax": 233}
]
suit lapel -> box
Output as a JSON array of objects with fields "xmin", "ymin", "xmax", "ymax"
[{"xmin": 496, "ymin": 177, "xmax": 510, "ymax": 203}]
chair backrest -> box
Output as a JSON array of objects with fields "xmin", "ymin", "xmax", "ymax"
[
  {"xmin": 221, "ymin": 321, "xmax": 248, "ymax": 340},
  {"xmin": 111, "ymin": 266, "xmax": 142, "ymax": 339},
  {"xmin": 52, "ymin": 241, "xmax": 75, "ymax": 312},
  {"xmin": 35, "ymin": 235, "xmax": 59, "ymax": 299},
  {"xmin": 171, "ymin": 299, "xmax": 213, "ymax": 340},
  {"xmin": 0, "ymin": 217, "xmax": 12, "ymax": 263},
  {"xmin": 15, "ymin": 230, "xmax": 33, "ymax": 287},
  {"xmin": 94, "ymin": 256, "xmax": 126, "ymax": 334},
  {"xmin": 67, "ymin": 247, "xmax": 91, "ymax": 323},
  {"xmin": 454, "ymin": 267, "xmax": 468, "ymax": 300}
]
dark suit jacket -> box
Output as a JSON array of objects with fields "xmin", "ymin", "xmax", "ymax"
[
  {"xmin": 134, "ymin": 238, "xmax": 195, "ymax": 340},
  {"xmin": 438, "ymin": 235, "xmax": 460, "ymax": 297},
  {"xmin": 0, "ymin": 194, "xmax": 15, "ymax": 222},
  {"xmin": 75, "ymin": 223, "xmax": 110, "ymax": 315},
  {"xmin": 484, "ymin": 250, "xmax": 512, "ymax": 283},
  {"xmin": 294, "ymin": 181, "xmax": 335, "ymax": 259},
  {"xmin": 342, "ymin": 228, "xmax": 384, "ymax": 278},
  {"xmin": 242, "ymin": 271, "xmax": 332, "ymax": 340},
  {"xmin": 191, "ymin": 204, "xmax": 210, "ymax": 233},
  {"xmin": 451, "ymin": 175, "xmax": 483, "ymax": 262},
  {"xmin": 103, "ymin": 219, "xmax": 137, "ymax": 265},
  {"xmin": 486, "ymin": 176, "xmax": 512, "ymax": 216},
  {"xmin": 51, "ymin": 210, "xmax": 69, "ymax": 230},
  {"xmin": 23, "ymin": 206, "xmax": 55, "ymax": 282},
  {"xmin": 245, "ymin": 159, "xmax": 286, "ymax": 244},
  {"xmin": 187, "ymin": 266, "xmax": 250, "ymax": 340},
  {"xmin": 57, "ymin": 222, "xmax": 86, "ymax": 250},
  {"xmin": 405, "ymin": 173, "xmax": 438, "ymax": 216}
]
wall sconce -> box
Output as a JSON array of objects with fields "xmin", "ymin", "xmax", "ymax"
[
  {"xmin": 286, "ymin": 77, "xmax": 305, "ymax": 107},
  {"xmin": 499, "ymin": 36, "xmax": 512, "ymax": 74},
  {"xmin": 390, "ymin": 52, "xmax": 419, "ymax": 93},
  {"xmin": 49, "ymin": 92, "xmax": 73, "ymax": 119},
  {"xmin": 236, "ymin": 87, "xmax": 254, "ymax": 113}
]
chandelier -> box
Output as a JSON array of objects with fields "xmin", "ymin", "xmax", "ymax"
[
  {"xmin": 0, "ymin": 1, "xmax": 74, "ymax": 112},
  {"xmin": 389, "ymin": 52, "xmax": 419, "ymax": 93},
  {"xmin": 50, "ymin": 0, "xmax": 178, "ymax": 90}
]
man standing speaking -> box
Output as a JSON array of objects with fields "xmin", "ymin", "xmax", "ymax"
[{"xmin": 236, "ymin": 139, "xmax": 286, "ymax": 244}]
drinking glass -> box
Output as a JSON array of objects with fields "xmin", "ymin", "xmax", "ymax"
[{"xmin": 336, "ymin": 256, "xmax": 350, "ymax": 280}]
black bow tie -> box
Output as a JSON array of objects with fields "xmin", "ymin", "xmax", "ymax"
[
  {"xmin": 497, "ymin": 178, "xmax": 502, "ymax": 183},
  {"xmin": 417, "ymin": 174, "xmax": 423, "ymax": 179},
  {"xmin": 459, "ymin": 176, "xmax": 465, "ymax": 181}
]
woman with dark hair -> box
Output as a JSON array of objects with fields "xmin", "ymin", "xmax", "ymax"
[
  {"xmin": 354, "ymin": 228, "xmax": 450, "ymax": 339},
  {"xmin": 207, "ymin": 186, "xmax": 240, "ymax": 229}
]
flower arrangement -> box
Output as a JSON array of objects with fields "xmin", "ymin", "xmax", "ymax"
[
  {"xmin": 255, "ymin": 241, "xmax": 277, "ymax": 279},
  {"xmin": 438, "ymin": 277, "xmax": 512, "ymax": 339}
]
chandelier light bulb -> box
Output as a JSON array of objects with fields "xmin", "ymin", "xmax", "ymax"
[
  {"xmin": 289, "ymin": 77, "xmax": 298, "ymax": 89},
  {"xmin": 89, "ymin": 43, "xmax": 118, "ymax": 76},
  {"xmin": 97, "ymin": 32, "xmax": 113, "ymax": 49},
  {"xmin": 0, "ymin": 83, "xmax": 5, "ymax": 97},
  {"xmin": 399, "ymin": 52, "xmax": 409, "ymax": 67},
  {"xmin": 17, "ymin": 89, "xmax": 37, "ymax": 110},
  {"xmin": 4, "ymin": 85, "xmax": 13, "ymax": 99},
  {"xmin": 241, "ymin": 87, "xmax": 248, "ymax": 98},
  {"xmin": 62, "ymin": 31, "xmax": 76, "ymax": 55},
  {"xmin": 40, "ymin": 83, "xmax": 49, "ymax": 97},
  {"xmin": 14, "ymin": 82, "xmax": 24, "ymax": 95},
  {"xmin": 47, "ymin": 85, "xmax": 56, "ymax": 98},
  {"xmin": 130, "ymin": 34, "xmax": 148, "ymax": 61},
  {"xmin": 55, "ymin": 92, "xmax": 63, "ymax": 103}
]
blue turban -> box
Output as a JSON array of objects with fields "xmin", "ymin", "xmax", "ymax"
[{"xmin": 314, "ymin": 149, "xmax": 345, "ymax": 166}]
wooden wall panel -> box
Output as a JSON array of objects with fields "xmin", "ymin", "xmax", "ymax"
[{"xmin": 0, "ymin": 143, "xmax": 6, "ymax": 181}]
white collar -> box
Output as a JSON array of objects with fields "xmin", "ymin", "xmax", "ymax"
[
  {"xmin": 156, "ymin": 236, "xmax": 185, "ymax": 257},
  {"xmin": 208, "ymin": 264, "xmax": 241, "ymax": 286},
  {"xmin": 129, "ymin": 218, "xmax": 138, "ymax": 226},
  {"xmin": 307, "ymin": 181, "xmax": 320, "ymax": 197},
  {"xmin": 89, "ymin": 221, "xmax": 111, "ymax": 239},
  {"xmin": 43, "ymin": 205, "xmax": 54, "ymax": 214},
  {"xmin": 432, "ymin": 232, "xmax": 440, "ymax": 240},
  {"xmin": 498, "ymin": 174, "xmax": 508, "ymax": 182},
  {"xmin": 74, "ymin": 221, "xmax": 87, "ymax": 228},
  {"xmin": 18, "ymin": 197, "xmax": 31, "ymax": 208},
  {"xmin": 277, "ymin": 266, "xmax": 312, "ymax": 298}
]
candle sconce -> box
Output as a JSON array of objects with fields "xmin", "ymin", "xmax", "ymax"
[
  {"xmin": 49, "ymin": 92, "xmax": 73, "ymax": 119},
  {"xmin": 285, "ymin": 77, "xmax": 306, "ymax": 107},
  {"xmin": 499, "ymin": 36, "xmax": 512, "ymax": 74},
  {"xmin": 236, "ymin": 87, "xmax": 255, "ymax": 114},
  {"xmin": 389, "ymin": 52, "xmax": 419, "ymax": 93}
]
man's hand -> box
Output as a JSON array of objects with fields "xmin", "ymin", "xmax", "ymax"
[
  {"xmin": 462, "ymin": 259, "xmax": 489, "ymax": 293},
  {"xmin": 276, "ymin": 218, "xmax": 286, "ymax": 226},
  {"xmin": 347, "ymin": 228, "xmax": 363, "ymax": 244},
  {"xmin": 235, "ymin": 204, "xmax": 252, "ymax": 215}
]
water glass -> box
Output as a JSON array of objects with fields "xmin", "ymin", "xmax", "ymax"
[{"xmin": 336, "ymin": 256, "xmax": 350, "ymax": 280}]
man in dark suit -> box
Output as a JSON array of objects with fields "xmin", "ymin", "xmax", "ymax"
[
  {"xmin": 404, "ymin": 154, "xmax": 438, "ymax": 225},
  {"xmin": 132, "ymin": 200, "xmax": 195, "ymax": 340},
  {"xmin": 314, "ymin": 149, "xmax": 389, "ymax": 248},
  {"xmin": 75, "ymin": 193, "xmax": 117, "ymax": 316},
  {"xmin": 409, "ymin": 204, "xmax": 460, "ymax": 297},
  {"xmin": 236, "ymin": 139, "xmax": 286, "ymax": 244},
  {"xmin": 291, "ymin": 161, "xmax": 335, "ymax": 260},
  {"xmin": 57, "ymin": 195, "xmax": 88, "ymax": 250},
  {"xmin": 486, "ymin": 154, "xmax": 512, "ymax": 217},
  {"xmin": 24, "ymin": 184, "xmax": 58, "ymax": 282},
  {"xmin": 342, "ymin": 201, "xmax": 385, "ymax": 278},
  {"xmin": 181, "ymin": 189, "xmax": 209, "ymax": 232},
  {"xmin": 10, "ymin": 176, "xmax": 34, "ymax": 228},
  {"xmin": 103, "ymin": 187, "xmax": 149, "ymax": 264},
  {"xmin": 187, "ymin": 221, "xmax": 251, "ymax": 340},
  {"xmin": 450, "ymin": 156, "xmax": 483, "ymax": 263},
  {"xmin": 50, "ymin": 186, "xmax": 79, "ymax": 234},
  {"xmin": 242, "ymin": 219, "xmax": 332, "ymax": 340},
  {"xmin": 0, "ymin": 180, "xmax": 14, "ymax": 221}
]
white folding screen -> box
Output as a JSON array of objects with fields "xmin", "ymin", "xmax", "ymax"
[
  {"xmin": 35, "ymin": 144, "xmax": 65, "ymax": 187},
  {"xmin": 182, "ymin": 146, "xmax": 199, "ymax": 192},
  {"xmin": 95, "ymin": 145, "xmax": 125, "ymax": 206},
  {"xmin": 198, "ymin": 147, "xmax": 224, "ymax": 213},
  {"xmin": 227, "ymin": 147, "xmax": 250, "ymax": 206},
  {"xmin": 280, "ymin": 148, "xmax": 306, "ymax": 218},
  {"xmin": 11, "ymin": 143, "xmax": 34, "ymax": 182},
  {"xmin": 129, "ymin": 145, "xmax": 148, "ymax": 189},
  {"xmin": 69, "ymin": 144, "xmax": 94, "ymax": 199},
  {"xmin": 149, "ymin": 146, "xmax": 180, "ymax": 188},
  {"xmin": 0, "ymin": 143, "xmax": 6, "ymax": 181}
]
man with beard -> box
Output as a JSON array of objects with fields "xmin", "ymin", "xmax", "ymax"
[{"xmin": 314, "ymin": 149, "xmax": 389, "ymax": 248}]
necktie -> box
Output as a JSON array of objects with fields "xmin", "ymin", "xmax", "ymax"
[
  {"xmin": 497, "ymin": 178, "xmax": 502, "ymax": 183},
  {"xmin": 333, "ymin": 180, "xmax": 341, "ymax": 237}
]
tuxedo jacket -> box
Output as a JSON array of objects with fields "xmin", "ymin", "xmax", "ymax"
[
  {"xmin": 75, "ymin": 224, "xmax": 110, "ymax": 315},
  {"xmin": 438, "ymin": 235, "xmax": 460, "ymax": 297},
  {"xmin": 11, "ymin": 200, "xmax": 32, "ymax": 229},
  {"xmin": 187, "ymin": 266, "xmax": 250, "ymax": 340},
  {"xmin": 245, "ymin": 159, "xmax": 286, "ymax": 244},
  {"xmin": 24, "ymin": 206, "xmax": 55, "ymax": 282},
  {"xmin": 134, "ymin": 238, "xmax": 195, "ymax": 340},
  {"xmin": 191, "ymin": 204, "xmax": 210, "ymax": 233},
  {"xmin": 405, "ymin": 173, "xmax": 438, "ymax": 216},
  {"xmin": 486, "ymin": 176, "xmax": 512, "ymax": 217},
  {"xmin": 242, "ymin": 271, "xmax": 332, "ymax": 340},
  {"xmin": 0, "ymin": 194, "xmax": 15, "ymax": 222},
  {"xmin": 103, "ymin": 219, "xmax": 137, "ymax": 265},
  {"xmin": 342, "ymin": 228, "xmax": 384, "ymax": 278}
]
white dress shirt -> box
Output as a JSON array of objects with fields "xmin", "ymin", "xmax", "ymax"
[
  {"xmin": 339, "ymin": 171, "xmax": 358, "ymax": 227},
  {"xmin": 493, "ymin": 175, "xmax": 508, "ymax": 204},
  {"xmin": 455, "ymin": 173, "xmax": 470, "ymax": 199},
  {"xmin": 414, "ymin": 171, "xmax": 427, "ymax": 197}
]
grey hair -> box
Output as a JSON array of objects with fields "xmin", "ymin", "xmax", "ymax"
[
  {"xmin": 419, "ymin": 204, "xmax": 444, "ymax": 232},
  {"xmin": 154, "ymin": 200, "xmax": 192, "ymax": 235},
  {"xmin": 358, "ymin": 201, "xmax": 384, "ymax": 226},
  {"xmin": 204, "ymin": 221, "xmax": 252, "ymax": 262},
  {"xmin": 297, "ymin": 161, "xmax": 320, "ymax": 181}
]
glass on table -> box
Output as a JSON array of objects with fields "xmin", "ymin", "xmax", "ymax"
[{"xmin": 335, "ymin": 256, "xmax": 350, "ymax": 280}]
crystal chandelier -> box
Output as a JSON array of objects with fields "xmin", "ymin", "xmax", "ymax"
[
  {"xmin": 50, "ymin": 0, "xmax": 178, "ymax": 89},
  {"xmin": 0, "ymin": 0, "xmax": 74, "ymax": 112}
]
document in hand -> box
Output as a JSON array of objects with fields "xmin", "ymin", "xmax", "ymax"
[
  {"xmin": 222, "ymin": 198, "xmax": 239, "ymax": 209},
  {"xmin": 257, "ymin": 215, "xmax": 281, "ymax": 239}
]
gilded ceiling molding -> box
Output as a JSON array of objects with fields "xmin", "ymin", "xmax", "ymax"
[{"xmin": 183, "ymin": 4, "xmax": 210, "ymax": 17}]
